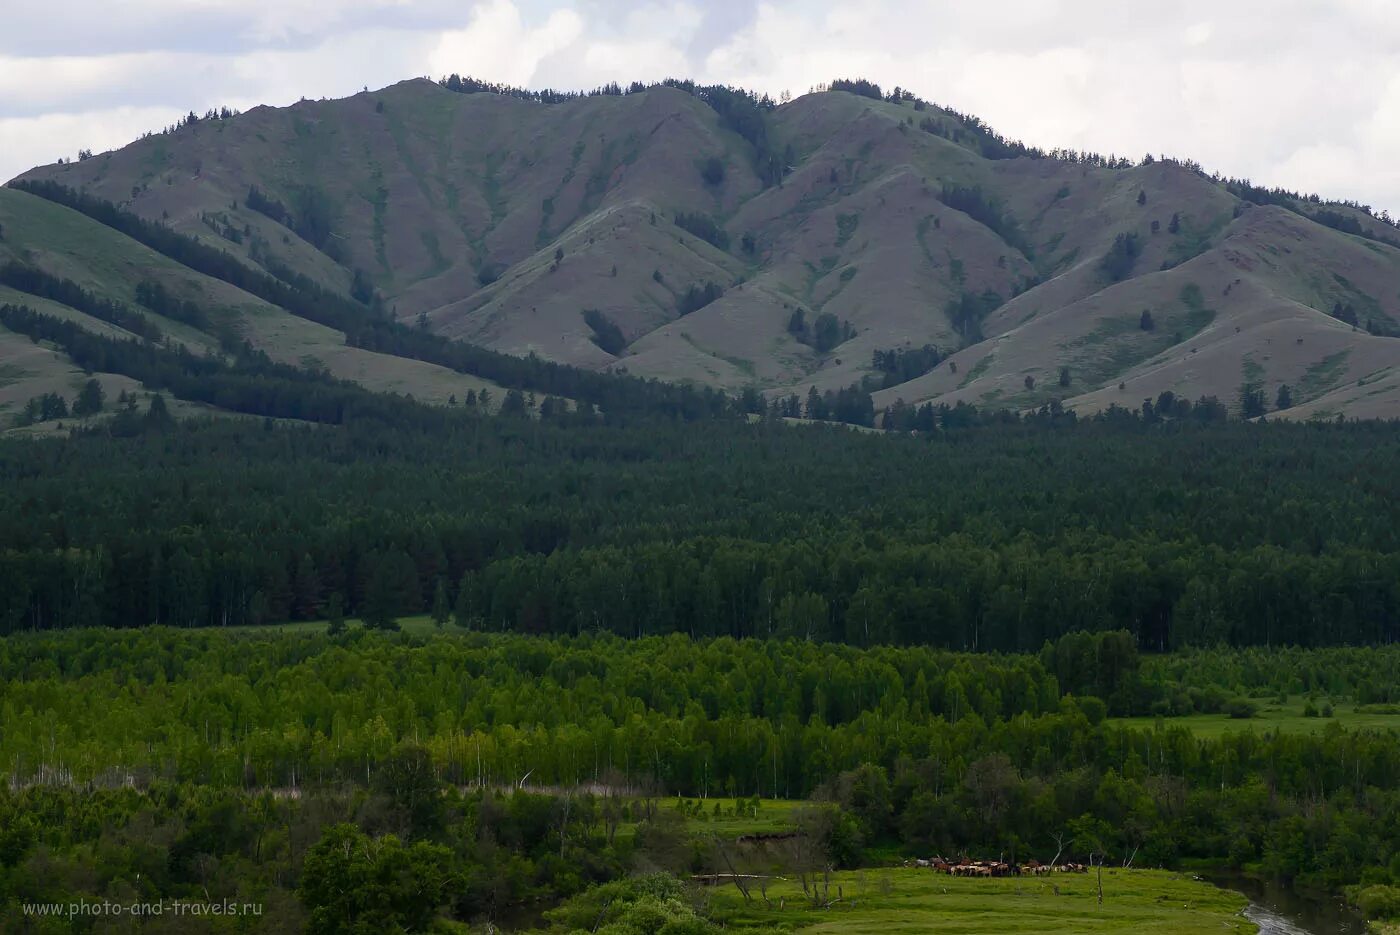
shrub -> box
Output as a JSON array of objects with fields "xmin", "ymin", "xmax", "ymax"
[
  {"xmin": 1224, "ymin": 698, "xmax": 1257, "ymax": 719},
  {"xmin": 1099, "ymin": 232, "xmax": 1142, "ymax": 282},
  {"xmin": 1350, "ymin": 884, "xmax": 1400, "ymax": 920},
  {"xmin": 674, "ymin": 212, "xmax": 729, "ymax": 250},
  {"xmin": 1075, "ymin": 696, "xmax": 1107, "ymax": 726},
  {"xmin": 700, "ymin": 156, "xmax": 725, "ymax": 186},
  {"xmin": 582, "ymin": 309, "xmax": 626, "ymax": 356}
]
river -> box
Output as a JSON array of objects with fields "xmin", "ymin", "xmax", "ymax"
[{"xmin": 1207, "ymin": 872, "xmax": 1368, "ymax": 935}]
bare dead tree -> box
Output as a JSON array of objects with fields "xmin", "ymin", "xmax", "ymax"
[
  {"xmin": 558, "ymin": 794, "xmax": 572, "ymax": 859},
  {"xmin": 588, "ymin": 898, "xmax": 613, "ymax": 934},
  {"xmin": 712, "ymin": 834, "xmax": 752, "ymax": 902}
]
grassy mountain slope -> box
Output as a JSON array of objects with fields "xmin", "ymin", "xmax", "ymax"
[
  {"xmin": 0, "ymin": 186, "xmax": 504, "ymax": 426},
  {"xmin": 9, "ymin": 78, "xmax": 1400, "ymax": 420}
]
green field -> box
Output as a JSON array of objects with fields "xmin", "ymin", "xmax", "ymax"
[
  {"xmin": 673, "ymin": 797, "xmax": 805, "ymax": 837},
  {"xmin": 708, "ymin": 867, "xmax": 1253, "ymax": 934},
  {"xmin": 1111, "ymin": 696, "xmax": 1400, "ymax": 738},
  {"xmin": 213, "ymin": 613, "xmax": 445, "ymax": 636}
]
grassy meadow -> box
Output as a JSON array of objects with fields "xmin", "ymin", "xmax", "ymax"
[
  {"xmin": 1111, "ymin": 696, "xmax": 1400, "ymax": 738},
  {"xmin": 672, "ymin": 796, "xmax": 807, "ymax": 837},
  {"xmin": 706, "ymin": 867, "xmax": 1253, "ymax": 935}
]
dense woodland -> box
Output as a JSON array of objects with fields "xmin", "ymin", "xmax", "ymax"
[
  {"xmin": 6, "ymin": 630, "xmax": 1400, "ymax": 931},
  {"xmin": 2, "ymin": 404, "xmax": 1400, "ymax": 651}
]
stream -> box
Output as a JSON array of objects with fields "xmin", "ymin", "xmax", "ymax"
[{"xmin": 1207, "ymin": 872, "xmax": 1368, "ymax": 935}]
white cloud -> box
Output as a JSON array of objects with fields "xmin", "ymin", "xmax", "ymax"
[
  {"xmin": 1, "ymin": 0, "xmax": 1398, "ymax": 215},
  {"xmin": 0, "ymin": 107, "xmax": 185, "ymax": 178},
  {"xmin": 428, "ymin": 0, "xmax": 584, "ymax": 87},
  {"xmin": 1183, "ymin": 22, "xmax": 1214, "ymax": 46}
]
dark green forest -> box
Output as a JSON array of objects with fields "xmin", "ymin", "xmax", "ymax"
[{"xmin": 2, "ymin": 404, "xmax": 1400, "ymax": 651}]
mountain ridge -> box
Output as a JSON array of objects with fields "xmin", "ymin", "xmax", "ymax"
[{"xmin": 5, "ymin": 75, "xmax": 1400, "ymax": 425}]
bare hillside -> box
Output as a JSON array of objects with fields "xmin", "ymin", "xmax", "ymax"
[{"xmin": 10, "ymin": 77, "xmax": 1400, "ymax": 420}]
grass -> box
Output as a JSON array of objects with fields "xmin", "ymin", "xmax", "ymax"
[
  {"xmin": 203, "ymin": 614, "xmax": 447, "ymax": 637},
  {"xmin": 671, "ymin": 797, "xmax": 805, "ymax": 838},
  {"xmin": 1057, "ymin": 296, "xmax": 1216, "ymax": 391},
  {"xmin": 1164, "ymin": 212, "xmax": 1231, "ymax": 269},
  {"xmin": 679, "ymin": 333, "xmax": 757, "ymax": 379},
  {"xmin": 1298, "ymin": 351, "xmax": 1352, "ymax": 400},
  {"xmin": 836, "ymin": 213, "xmax": 860, "ymax": 248},
  {"xmin": 959, "ymin": 352, "xmax": 994, "ymax": 388},
  {"xmin": 1110, "ymin": 696, "xmax": 1400, "ymax": 738},
  {"xmin": 707, "ymin": 867, "xmax": 1252, "ymax": 934}
]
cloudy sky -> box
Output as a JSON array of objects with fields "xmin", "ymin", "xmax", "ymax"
[{"xmin": 2, "ymin": 0, "xmax": 1399, "ymax": 214}]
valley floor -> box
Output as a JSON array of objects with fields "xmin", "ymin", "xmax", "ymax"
[{"xmin": 707, "ymin": 867, "xmax": 1253, "ymax": 935}]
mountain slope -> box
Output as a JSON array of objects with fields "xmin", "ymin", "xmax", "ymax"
[
  {"xmin": 9, "ymin": 77, "xmax": 1400, "ymax": 422},
  {"xmin": 0, "ymin": 187, "xmax": 505, "ymax": 418}
]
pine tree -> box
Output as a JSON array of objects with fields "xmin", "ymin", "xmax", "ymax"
[
  {"xmin": 361, "ymin": 555, "xmax": 403, "ymax": 631},
  {"xmin": 431, "ymin": 578, "xmax": 450, "ymax": 628},
  {"xmin": 326, "ymin": 592, "xmax": 346, "ymax": 636},
  {"xmin": 1275, "ymin": 384, "xmax": 1293, "ymax": 410},
  {"xmin": 1239, "ymin": 383, "xmax": 1268, "ymax": 419},
  {"xmin": 500, "ymin": 390, "xmax": 528, "ymax": 416},
  {"xmin": 293, "ymin": 553, "xmax": 322, "ymax": 619},
  {"xmin": 1139, "ymin": 310, "xmax": 1155, "ymax": 332},
  {"xmin": 452, "ymin": 571, "xmax": 476, "ymax": 629},
  {"xmin": 73, "ymin": 378, "xmax": 105, "ymax": 416},
  {"xmin": 787, "ymin": 307, "xmax": 806, "ymax": 337},
  {"xmin": 145, "ymin": 393, "xmax": 173, "ymax": 429}
]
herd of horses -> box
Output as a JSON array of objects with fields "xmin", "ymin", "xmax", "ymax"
[{"xmin": 908, "ymin": 858, "xmax": 1090, "ymax": 877}]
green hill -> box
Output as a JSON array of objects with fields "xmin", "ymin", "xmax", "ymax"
[{"xmin": 6, "ymin": 76, "xmax": 1400, "ymax": 424}]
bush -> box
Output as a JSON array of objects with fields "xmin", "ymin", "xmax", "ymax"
[
  {"xmin": 1303, "ymin": 701, "xmax": 1319, "ymax": 718},
  {"xmin": 1349, "ymin": 884, "xmax": 1400, "ymax": 920},
  {"xmin": 583, "ymin": 309, "xmax": 626, "ymax": 356},
  {"xmin": 674, "ymin": 212, "xmax": 729, "ymax": 250},
  {"xmin": 1225, "ymin": 698, "xmax": 1257, "ymax": 719},
  {"xmin": 1074, "ymin": 695, "xmax": 1107, "ymax": 726},
  {"xmin": 1099, "ymin": 232, "xmax": 1142, "ymax": 282},
  {"xmin": 700, "ymin": 156, "xmax": 725, "ymax": 186},
  {"xmin": 677, "ymin": 282, "xmax": 723, "ymax": 316}
]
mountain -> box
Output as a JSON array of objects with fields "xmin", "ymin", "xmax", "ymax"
[{"xmin": 5, "ymin": 76, "xmax": 1400, "ymax": 426}]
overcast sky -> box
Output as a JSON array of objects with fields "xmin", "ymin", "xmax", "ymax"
[{"xmin": 2, "ymin": 0, "xmax": 1399, "ymax": 214}]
